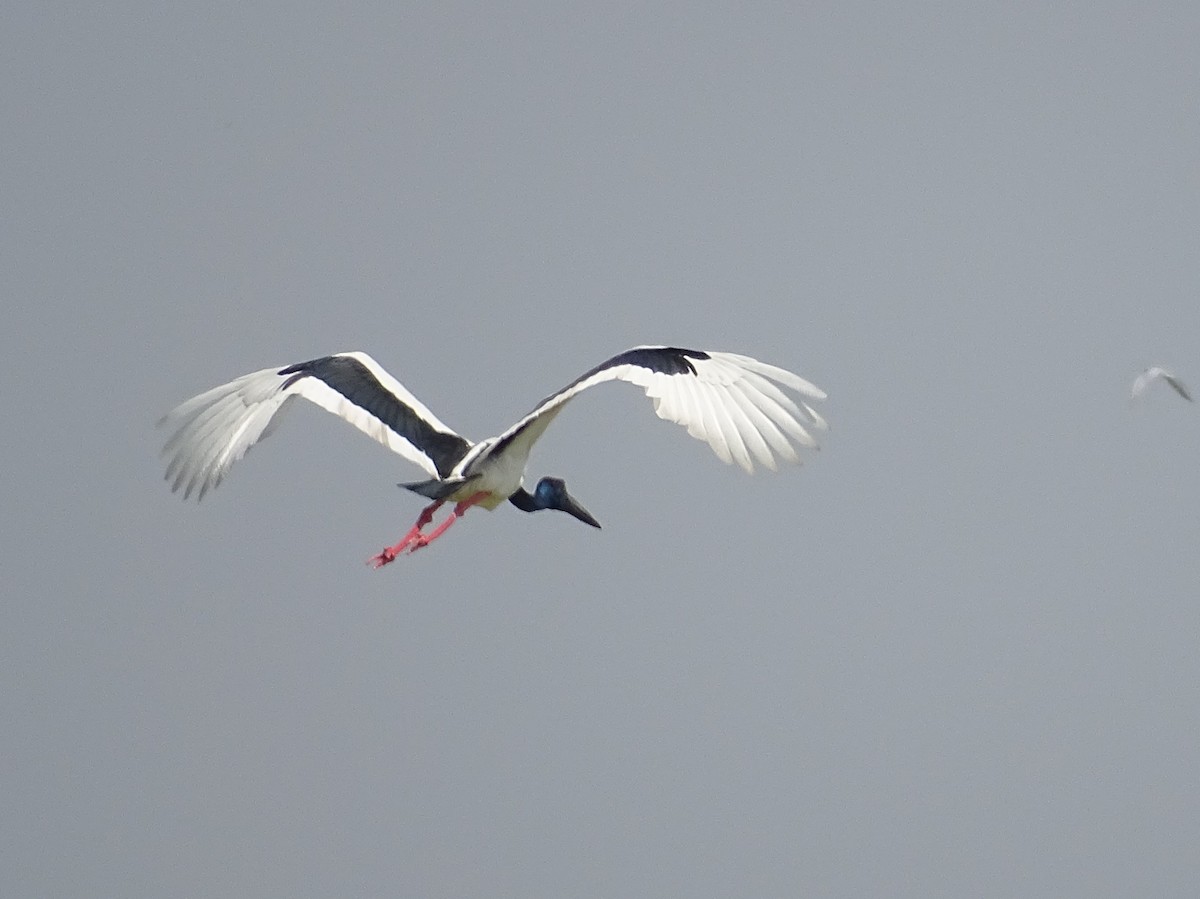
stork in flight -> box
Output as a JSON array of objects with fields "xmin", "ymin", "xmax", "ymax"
[
  {"xmin": 1131, "ymin": 366, "xmax": 1192, "ymax": 403},
  {"xmin": 159, "ymin": 346, "xmax": 828, "ymax": 566}
]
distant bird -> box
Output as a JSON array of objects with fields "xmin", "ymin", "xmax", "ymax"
[
  {"xmin": 1131, "ymin": 366, "xmax": 1193, "ymax": 403},
  {"xmin": 159, "ymin": 346, "xmax": 827, "ymax": 566}
]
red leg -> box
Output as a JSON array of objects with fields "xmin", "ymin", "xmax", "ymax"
[
  {"xmin": 366, "ymin": 499, "xmax": 444, "ymax": 568},
  {"xmin": 407, "ymin": 491, "xmax": 490, "ymax": 553}
]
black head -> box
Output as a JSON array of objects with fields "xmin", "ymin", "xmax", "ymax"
[{"xmin": 509, "ymin": 476, "xmax": 601, "ymax": 528}]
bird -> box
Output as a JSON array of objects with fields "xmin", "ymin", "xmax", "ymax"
[
  {"xmin": 1131, "ymin": 366, "xmax": 1193, "ymax": 403},
  {"xmin": 158, "ymin": 345, "xmax": 828, "ymax": 566}
]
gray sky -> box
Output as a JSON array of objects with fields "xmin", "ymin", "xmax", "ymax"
[{"xmin": 6, "ymin": 3, "xmax": 1200, "ymax": 896}]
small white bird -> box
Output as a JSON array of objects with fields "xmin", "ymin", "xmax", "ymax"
[
  {"xmin": 1131, "ymin": 366, "xmax": 1193, "ymax": 403},
  {"xmin": 159, "ymin": 346, "xmax": 828, "ymax": 565}
]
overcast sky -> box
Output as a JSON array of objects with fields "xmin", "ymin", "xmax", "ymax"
[{"xmin": 5, "ymin": 3, "xmax": 1200, "ymax": 896}]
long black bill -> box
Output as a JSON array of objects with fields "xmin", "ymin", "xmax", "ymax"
[{"xmin": 560, "ymin": 490, "xmax": 602, "ymax": 529}]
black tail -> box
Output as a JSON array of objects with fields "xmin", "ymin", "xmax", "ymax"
[{"xmin": 397, "ymin": 474, "xmax": 481, "ymax": 500}]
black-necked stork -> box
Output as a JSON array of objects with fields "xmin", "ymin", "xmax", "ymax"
[
  {"xmin": 1131, "ymin": 366, "xmax": 1193, "ymax": 403},
  {"xmin": 159, "ymin": 346, "xmax": 828, "ymax": 566}
]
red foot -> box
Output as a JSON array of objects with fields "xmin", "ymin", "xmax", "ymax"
[
  {"xmin": 366, "ymin": 491, "xmax": 490, "ymax": 569},
  {"xmin": 366, "ymin": 547, "xmax": 399, "ymax": 569},
  {"xmin": 365, "ymin": 499, "xmax": 445, "ymax": 568}
]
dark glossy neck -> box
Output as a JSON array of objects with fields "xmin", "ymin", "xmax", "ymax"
[{"xmin": 508, "ymin": 487, "xmax": 542, "ymax": 513}]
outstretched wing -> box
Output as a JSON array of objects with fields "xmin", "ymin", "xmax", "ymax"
[
  {"xmin": 487, "ymin": 346, "xmax": 828, "ymax": 474},
  {"xmin": 159, "ymin": 352, "xmax": 471, "ymax": 500},
  {"xmin": 1162, "ymin": 372, "xmax": 1193, "ymax": 402},
  {"xmin": 1130, "ymin": 370, "xmax": 1153, "ymax": 399}
]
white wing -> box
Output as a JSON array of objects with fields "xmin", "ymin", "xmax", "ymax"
[
  {"xmin": 159, "ymin": 352, "xmax": 470, "ymax": 500},
  {"xmin": 486, "ymin": 346, "xmax": 828, "ymax": 475}
]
